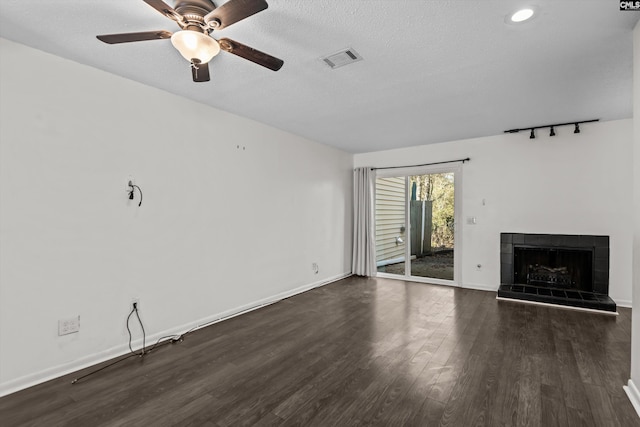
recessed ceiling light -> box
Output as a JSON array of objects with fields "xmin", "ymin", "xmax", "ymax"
[{"xmin": 511, "ymin": 8, "xmax": 534, "ymax": 22}]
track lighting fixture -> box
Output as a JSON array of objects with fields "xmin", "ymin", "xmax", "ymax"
[{"xmin": 504, "ymin": 119, "xmax": 598, "ymax": 138}]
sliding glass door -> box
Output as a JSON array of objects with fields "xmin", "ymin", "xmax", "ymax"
[{"xmin": 375, "ymin": 166, "xmax": 461, "ymax": 286}]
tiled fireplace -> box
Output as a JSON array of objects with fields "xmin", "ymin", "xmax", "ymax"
[{"xmin": 498, "ymin": 233, "xmax": 616, "ymax": 312}]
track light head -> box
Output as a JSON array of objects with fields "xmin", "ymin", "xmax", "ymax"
[
  {"xmin": 550, "ymin": 126, "xmax": 555, "ymax": 137},
  {"xmin": 574, "ymin": 123, "xmax": 580, "ymax": 134},
  {"xmin": 530, "ymin": 129, "xmax": 535, "ymax": 139}
]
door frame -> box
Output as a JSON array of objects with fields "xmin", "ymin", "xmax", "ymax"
[{"xmin": 375, "ymin": 164, "xmax": 463, "ymax": 287}]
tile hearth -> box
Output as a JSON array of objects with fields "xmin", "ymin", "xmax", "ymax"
[{"xmin": 497, "ymin": 284, "xmax": 616, "ymax": 312}]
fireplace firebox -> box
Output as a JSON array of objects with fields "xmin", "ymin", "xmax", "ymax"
[{"xmin": 498, "ymin": 233, "xmax": 615, "ymax": 312}]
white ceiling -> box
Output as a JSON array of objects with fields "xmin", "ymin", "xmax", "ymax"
[{"xmin": 1, "ymin": 1, "xmax": 638, "ymax": 153}]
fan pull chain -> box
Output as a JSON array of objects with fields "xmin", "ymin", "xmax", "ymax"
[{"xmin": 191, "ymin": 61, "xmax": 200, "ymax": 79}]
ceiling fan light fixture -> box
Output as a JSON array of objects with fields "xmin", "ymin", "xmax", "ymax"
[
  {"xmin": 505, "ymin": 6, "xmax": 538, "ymax": 25},
  {"xmin": 511, "ymin": 8, "xmax": 534, "ymax": 22},
  {"xmin": 171, "ymin": 29, "xmax": 220, "ymax": 64}
]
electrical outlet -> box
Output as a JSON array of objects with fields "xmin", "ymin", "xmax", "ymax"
[
  {"xmin": 312, "ymin": 263, "xmax": 319, "ymax": 274},
  {"xmin": 126, "ymin": 176, "xmax": 134, "ymax": 192},
  {"xmin": 58, "ymin": 316, "xmax": 80, "ymax": 336}
]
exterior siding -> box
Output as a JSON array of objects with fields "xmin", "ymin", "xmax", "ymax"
[{"xmin": 375, "ymin": 177, "xmax": 406, "ymax": 263}]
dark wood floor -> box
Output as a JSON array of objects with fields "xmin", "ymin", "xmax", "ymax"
[{"xmin": 1, "ymin": 276, "xmax": 638, "ymax": 426}]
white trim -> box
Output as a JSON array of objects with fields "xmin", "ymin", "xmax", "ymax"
[
  {"xmin": 614, "ymin": 299, "xmax": 632, "ymax": 308},
  {"xmin": 461, "ymin": 282, "xmax": 499, "ymax": 292},
  {"xmin": 623, "ymin": 380, "xmax": 640, "ymax": 419},
  {"xmin": 453, "ymin": 167, "xmax": 463, "ymax": 286},
  {"xmin": 496, "ymin": 296, "xmax": 618, "ymax": 316},
  {"xmin": 0, "ymin": 272, "xmax": 352, "ymax": 398},
  {"xmin": 375, "ymin": 273, "xmax": 457, "ymax": 288},
  {"xmin": 405, "ymin": 275, "xmax": 456, "ymax": 287},
  {"xmin": 376, "ymin": 255, "xmax": 416, "ymax": 267},
  {"xmin": 376, "ymin": 272, "xmax": 404, "ymax": 280}
]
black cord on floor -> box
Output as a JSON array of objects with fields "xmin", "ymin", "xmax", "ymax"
[
  {"xmin": 71, "ymin": 353, "xmax": 138, "ymax": 384},
  {"xmin": 145, "ymin": 326, "xmax": 196, "ymax": 353},
  {"xmin": 70, "ymin": 334, "xmax": 182, "ymax": 385},
  {"xmin": 71, "ymin": 308, "xmax": 198, "ymax": 385},
  {"xmin": 72, "ymin": 295, "xmax": 286, "ymax": 385}
]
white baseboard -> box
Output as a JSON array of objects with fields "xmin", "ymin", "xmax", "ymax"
[
  {"xmin": 0, "ymin": 272, "xmax": 352, "ymax": 398},
  {"xmin": 0, "ymin": 341, "xmax": 140, "ymax": 398},
  {"xmin": 461, "ymin": 282, "xmax": 498, "ymax": 292},
  {"xmin": 623, "ymin": 379, "xmax": 640, "ymax": 419},
  {"xmin": 614, "ymin": 299, "xmax": 632, "ymax": 308}
]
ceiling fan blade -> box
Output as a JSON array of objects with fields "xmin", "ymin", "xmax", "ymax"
[
  {"xmin": 96, "ymin": 31, "xmax": 173, "ymax": 44},
  {"xmin": 218, "ymin": 38, "xmax": 283, "ymax": 71},
  {"xmin": 143, "ymin": 0, "xmax": 183, "ymax": 22},
  {"xmin": 204, "ymin": 0, "xmax": 268, "ymax": 30},
  {"xmin": 191, "ymin": 60, "xmax": 211, "ymax": 82}
]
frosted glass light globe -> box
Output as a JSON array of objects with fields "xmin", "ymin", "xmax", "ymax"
[
  {"xmin": 511, "ymin": 9, "xmax": 534, "ymax": 22},
  {"xmin": 171, "ymin": 30, "xmax": 220, "ymax": 63}
]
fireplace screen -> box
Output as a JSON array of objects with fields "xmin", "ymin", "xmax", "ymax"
[
  {"xmin": 527, "ymin": 265, "xmax": 571, "ymax": 287},
  {"xmin": 513, "ymin": 247, "xmax": 593, "ymax": 292}
]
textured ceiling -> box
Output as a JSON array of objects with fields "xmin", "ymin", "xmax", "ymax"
[{"xmin": 1, "ymin": 1, "xmax": 638, "ymax": 153}]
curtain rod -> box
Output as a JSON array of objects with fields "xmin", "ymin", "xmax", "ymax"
[{"xmin": 371, "ymin": 157, "xmax": 470, "ymax": 171}]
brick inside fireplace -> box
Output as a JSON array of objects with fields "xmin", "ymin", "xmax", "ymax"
[{"xmin": 498, "ymin": 233, "xmax": 616, "ymax": 312}]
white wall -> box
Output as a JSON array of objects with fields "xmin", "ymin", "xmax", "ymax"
[
  {"xmin": 355, "ymin": 119, "xmax": 634, "ymax": 305},
  {"xmin": 0, "ymin": 38, "xmax": 353, "ymax": 395},
  {"xmin": 628, "ymin": 18, "xmax": 640, "ymax": 416}
]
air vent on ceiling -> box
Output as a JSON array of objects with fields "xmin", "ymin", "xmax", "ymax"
[{"xmin": 321, "ymin": 48, "xmax": 363, "ymax": 69}]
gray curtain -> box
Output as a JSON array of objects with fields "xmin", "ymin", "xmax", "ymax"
[{"xmin": 352, "ymin": 167, "xmax": 376, "ymax": 276}]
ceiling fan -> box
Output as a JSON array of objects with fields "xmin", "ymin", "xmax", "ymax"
[{"xmin": 96, "ymin": 0, "xmax": 283, "ymax": 82}]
